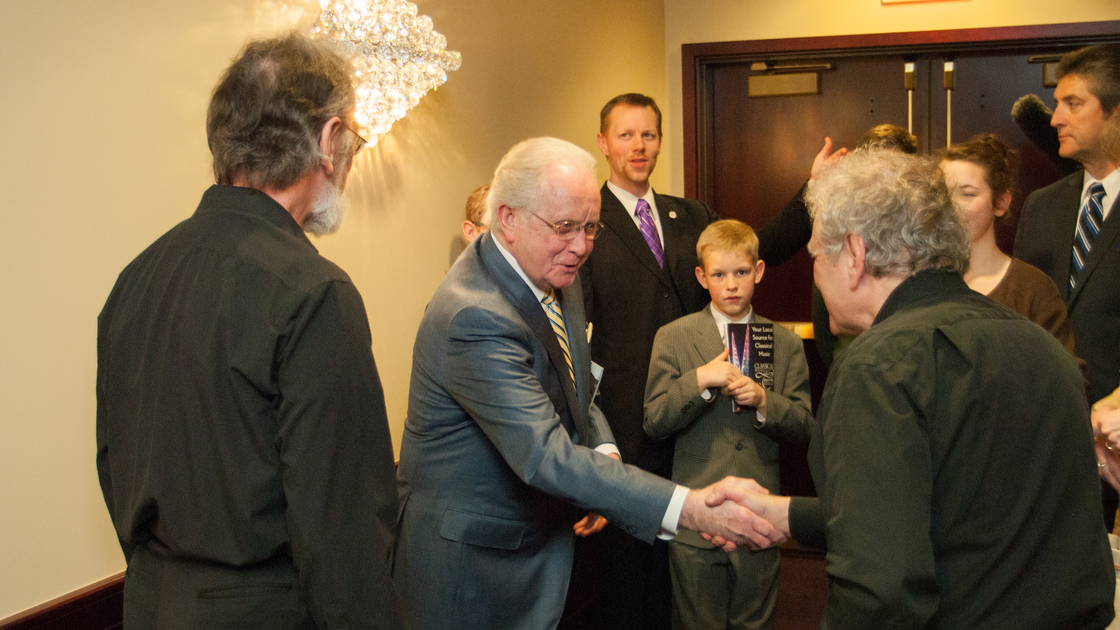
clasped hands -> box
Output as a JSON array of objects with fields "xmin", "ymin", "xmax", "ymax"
[
  {"xmin": 697, "ymin": 348, "xmax": 766, "ymax": 413},
  {"xmin": 575, "ymin": 473, "xmax": 790, "ymax": 549},
  {"xmin": 680, "ymin": 476, "xmax": 791, "ymax": 552}
]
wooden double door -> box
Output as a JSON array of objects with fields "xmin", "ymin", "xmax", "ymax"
[{"xmin": 685, "ymin": 21, "xmax": 1120, "ymax": 324}]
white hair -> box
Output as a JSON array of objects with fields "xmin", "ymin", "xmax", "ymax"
[
  {"xmin": 484, "ymin": 137, "xmax": 598, "ymax": 230},
  {"xmin": 806, "ymin": 149, "xmax": 970, "ymax": 277}
]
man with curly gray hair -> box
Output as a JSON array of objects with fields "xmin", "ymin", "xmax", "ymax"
[
  {"xmin": 97, "ymin": 33, "xmax": 403, "ymax": 629},
  {"xmin": 706, "ymin": 149, "xmax": 1114, "ymax": 629}
]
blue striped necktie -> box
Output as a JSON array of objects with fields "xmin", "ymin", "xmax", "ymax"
[
  {"xmin": 1071, "ymin": 182, "xmax": 1106, "ymax": 291},
  {"xmin": 542, "ymin": 290, "xmax": 575, "ymax": 383}
]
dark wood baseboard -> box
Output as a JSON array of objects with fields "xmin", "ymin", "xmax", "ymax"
[
  {"xmin": 0, "ymin": 573, "xmax": 124, "ymax": 630},
  {"xmin": 0, "ymin": 547, "xmax": 824, "ymax": 630}
]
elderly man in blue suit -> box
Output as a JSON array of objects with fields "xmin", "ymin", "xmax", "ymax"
[{"xmin": 393, "ymin": 137, "xmax": 782, "ymax": 630}]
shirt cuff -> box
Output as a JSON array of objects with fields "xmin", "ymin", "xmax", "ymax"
[
  {"xmin": 594, "ymin": 443, "xmax": 621, "ymax": 458},
  {"xmin": 700, "ymin": 388, "xmax": 714, "ymax": 402},
  {"xmin": 657, "ymin": 485, "xmax": 690, "ymax": 540},
  {"xmin": 755, "ymin": 410, "xmax": 767, "ymax": 426}
]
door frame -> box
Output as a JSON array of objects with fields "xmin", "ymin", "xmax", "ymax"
[{"xmin": 681, "ymin": 20, "xmax": 1120, "ymax": 201}]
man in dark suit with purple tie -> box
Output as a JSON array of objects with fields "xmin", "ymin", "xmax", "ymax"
[{"xmin": 572, "ymin": 93, "xmax": 717, "ymax": 630}]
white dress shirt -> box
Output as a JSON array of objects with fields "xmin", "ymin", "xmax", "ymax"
[
  {"xmin": 1081, "ymin": 167, "xmax": 1120, "ymax": 222},
  {"xmin": 606, "ymin": 181, "xmax": 664, "ymax": 246}
]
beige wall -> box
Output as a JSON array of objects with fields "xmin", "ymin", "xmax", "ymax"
[
  {"xmin": 0, "ymin": 0, "xmax": 666, "ymax": 619},
  {"xmin": 661, "ymin": 0, "xmax": 1120, "ymax": 194}
]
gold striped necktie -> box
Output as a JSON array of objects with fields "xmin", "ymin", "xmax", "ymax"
[{"xmin": 542, "ymin": 290, "xmax": 575, "ymax": 383}]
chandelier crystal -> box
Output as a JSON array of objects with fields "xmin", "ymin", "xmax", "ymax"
[{"xmin": 312, "ymin": 0, "xmax": 462, "ymax": 147}]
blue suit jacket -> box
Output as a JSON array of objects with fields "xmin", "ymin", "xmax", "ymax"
[{"xmin": 393, "ymin": 233, "xmax": 677, "ymax": 630}]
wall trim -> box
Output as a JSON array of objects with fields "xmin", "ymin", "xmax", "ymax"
[{"xmin": 0, "ymin": 572, "xmax": 124, "ymax": 630}]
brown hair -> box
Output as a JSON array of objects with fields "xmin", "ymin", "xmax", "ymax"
[
  {"xmin": 599, "ymin": 93, "xmax": 662, "ymax": 136},
  {"xmin": 465, "ymin": 184, "xmax": 490, "ymax": 224},
  {"xmin": 856, "ymin": 124, "xmax": 919, "ymax": 154},
  {"xmin": 1058, "ymin": 44, "xmax": 1120, "ymax": 115},
  {"xmin": 940, "ymin": 133, "xmax": 1019, "ymax": 207}
]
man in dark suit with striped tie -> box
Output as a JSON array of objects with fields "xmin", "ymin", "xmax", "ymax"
[{"xmin": 1013, "ymin": 44, "xmax": 1120, "ymax": 527}]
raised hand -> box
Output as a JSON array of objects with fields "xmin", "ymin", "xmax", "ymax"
[{"xmin": 810, "ymin": 136, "xmax": 849, "ymax": 182}]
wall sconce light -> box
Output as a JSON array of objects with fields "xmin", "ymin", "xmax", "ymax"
[{"xmin": 312, "ymin": 0, "xmax": 462, "ymax": 148}]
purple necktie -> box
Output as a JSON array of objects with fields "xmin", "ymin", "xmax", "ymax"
[{"xmin": 635, "ymin": 199, "xmax": 665, "ymax": 268}]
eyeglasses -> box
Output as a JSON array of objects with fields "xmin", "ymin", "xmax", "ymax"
[
  {"xmin": 340, "ymin": 120, "xmax": 367, "ymax": 157},
  {"xmin": 527, "ymin": 210, "xmax": 605, "ymax": 241}
]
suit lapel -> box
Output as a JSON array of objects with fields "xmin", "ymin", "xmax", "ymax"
[
  {"xmin": 1051, "ymin": 175, "xmax": 1084, "ymax": 302},
  {"xmin": 655, "ymin": 193, "xmax": 685, "ymax": 279},
  {"xmin": 600, "ymin": 184, "xmax": 673, "ymax": 288},
  {"xmin": 478, "ymin": 234, "xmax": 585, "ymax": 438},
  {"xmin": 1070, "ymin": 193, "xmax": 1120, "ymax": 308},
  {"xmin": 691, "ymin": 307, "xmax": 725, "ymax": 365}
]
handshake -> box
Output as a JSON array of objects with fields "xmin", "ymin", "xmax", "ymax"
[{"xmin": 679, "ymin": 477, "xmax": 793, "ymax": 551}]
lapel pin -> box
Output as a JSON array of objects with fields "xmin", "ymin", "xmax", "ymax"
[{"xmin": 668, "ymin": 211, "xmax": 677, "ymax": 219}]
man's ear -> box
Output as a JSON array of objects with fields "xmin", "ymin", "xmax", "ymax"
[
  {"xmin": 844, "ymin": 232, "xmax": 868, "ymax": 289},
  {"xmin": 318, "ymin": 116, "xmax": 344, "ymax": 177},
  {"xmin": 596, "ymin": 133, "xmax": 609, "ymax": 158},
  {"xmin": 497, "ymin": 204, "xmax": 519, "ymax": 243}
]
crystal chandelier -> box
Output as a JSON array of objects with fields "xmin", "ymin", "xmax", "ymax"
[{"xmin": 312, "ymin": 0, "xmax": 462, "ymax": 148}]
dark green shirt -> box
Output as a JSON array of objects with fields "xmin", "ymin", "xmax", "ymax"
[
  {"xmin": 791, "ymin": 270, "xmax": 1113, "ymax": 630},
  {"xmin": 96, "ymin": 185, "xmax": 402, "ymax": 628}
]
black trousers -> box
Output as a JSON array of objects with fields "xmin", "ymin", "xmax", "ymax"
[
  {"xmin": 124, "ymin": 545, "xmax": 314, "ymax": 630},
  {"xmin": 561, "ymin": 526, "xmax": 673, "ymax": 630}
]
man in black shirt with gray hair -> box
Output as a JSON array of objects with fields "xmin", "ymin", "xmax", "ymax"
[
  {"xmin": 711, "ymin": 148, "xmax": 1113, "ymax": 629},
  {"xmin": 96, "ymin": 33, "xmax": 404, "ymax": 630}
]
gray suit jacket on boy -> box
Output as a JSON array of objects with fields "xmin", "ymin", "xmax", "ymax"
[{"xmin": 644, "ymin": 308, "xmax": 812, "ymax": 548}]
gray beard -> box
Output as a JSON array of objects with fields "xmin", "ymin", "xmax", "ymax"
[{"xmin": 304, "ymin": 179, "xmax": 346, "ymax": 236}]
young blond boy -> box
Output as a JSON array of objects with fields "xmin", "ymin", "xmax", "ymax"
[{"xmin": 644, "ymin": 219, "xmax": 812, "ymax": 629}]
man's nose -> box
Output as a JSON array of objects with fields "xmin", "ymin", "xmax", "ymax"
[{"xmin": 568, "ymin": 233, "xmax": 591, "ymax": 255}]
